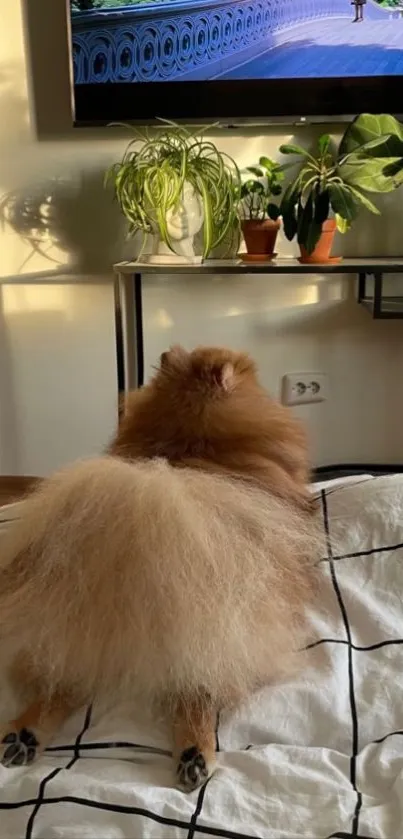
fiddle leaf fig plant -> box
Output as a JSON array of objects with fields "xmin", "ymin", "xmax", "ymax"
[
  {"xmin": 278, "ymin": 116, "xmax": 401, "ymax": 255},
  {"xmin": 338, "ymin": 113, "xmax": 403, "ymax": 192}
]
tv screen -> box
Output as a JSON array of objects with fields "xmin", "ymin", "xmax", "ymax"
[{"xmin": 70, "ymin": 0, "xmax": 403, "ymax": 124}]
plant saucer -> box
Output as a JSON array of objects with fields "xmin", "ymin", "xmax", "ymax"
[
  {"xmin": 238, "ymin": 252, "xmax": 278, "ymax": 263},
  {"xmin": 297, "ymin": 256, "xmax": 342, "ymax": 265}
]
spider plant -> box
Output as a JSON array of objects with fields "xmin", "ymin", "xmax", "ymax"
[{"xmin": 106, "ymin": 124, "xmax": 241, "ymax": 259}]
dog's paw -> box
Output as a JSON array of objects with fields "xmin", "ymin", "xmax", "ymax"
[
  {"xmin": 0, "ymin": 727, "xmax": 39, "ymax": 768},
  {"xmin": 176, "ymin": 746, "xmax": 215, "ymax": 792}
]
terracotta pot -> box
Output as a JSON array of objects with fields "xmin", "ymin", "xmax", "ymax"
[
  {"xmin": 241, "ymin": 218, "xmax": 280, "ymax": 257},
  {"xmin": 299, "ymin": 219, "xmax": 339, "ymax": 264}
]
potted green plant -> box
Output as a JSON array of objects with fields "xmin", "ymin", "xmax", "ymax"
[
  {"xmin": 239, "ymin": 157, "xmax": 283, "ymax": 262},
  {"xmin": 337, "ymin": 113, "xmax": 403, "ymax": 192},
  {"xmin": 279, "ymin": 115, "xmax": 403, "ymax": 264},
  {"xmin": 106, "ymin": 124, "xmax": 241, "ymax": 264}
]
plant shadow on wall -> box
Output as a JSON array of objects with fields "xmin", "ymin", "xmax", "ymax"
[{"xmin": 0, "ymin": 168, "xmax": 126, "ymax": 275}]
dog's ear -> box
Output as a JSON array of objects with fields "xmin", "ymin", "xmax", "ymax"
[
  {"xmin": 160, "ymin": 345, "xmax": 189, "ymax": 372},
  {"xmin": 211, "ymin": 361, "xmax": 235, "ymax": 392}
]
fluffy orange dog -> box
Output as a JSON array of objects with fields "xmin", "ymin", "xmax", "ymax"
[{"xmin": 0, "ymin": 346, "xmax": 320, "ymax": 791}]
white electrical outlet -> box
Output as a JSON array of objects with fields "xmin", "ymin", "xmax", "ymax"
[{"xmin": 281, "ymin": 372, "xmax": 328, "ymax": 406}]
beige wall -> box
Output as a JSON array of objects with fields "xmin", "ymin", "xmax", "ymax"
[{"xmin": 0, "ymin": 0, "xmax": 403, "ymax": 475}]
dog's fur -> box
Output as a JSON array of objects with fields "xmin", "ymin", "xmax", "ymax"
[
  {"xmin": 110, "ymin": 345, "xmax": 313, "ymax": 513},
  {"xmin": 0, "ymin": 455, "xmax": 318, "ymax": 706},
  {"xmin": 0, "ymin": 346, "xmax": 321, "ymax": 785}
]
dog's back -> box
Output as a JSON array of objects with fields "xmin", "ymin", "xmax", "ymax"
[{"xmin": 0, "ymin": 455, "xmax": 319, "ymax": 709}]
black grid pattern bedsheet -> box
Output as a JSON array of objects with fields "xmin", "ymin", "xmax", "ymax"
[{"xmin": 0, "ymin": 474, "xmax": 403, "ymax": 838}]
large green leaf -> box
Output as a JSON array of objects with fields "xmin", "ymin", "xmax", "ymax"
[
  {"xmin": 335, "ymin": 215, "xmax": 351, "ymax": 234},
  {"xmin": 339, "ymin": 155, "xmax": 403, "ymax": 193},
  {"xmin": 346, "ymin": 185, "xmax": 381, "ymax": 215},
  {"xmin": 318, "ymin": 134, "xmax": 330, "ymax": 156},
  {"xmin": 297, "ymin": 194, "xmax": 322, "ymax": 253},
  {"xmin": 280, "ymin": 180, "xmax": 299, "ymax": 241},
  {"xmin": 259, "ymin": 156, "xmax": 276, "ymax": 171},
  {"xmin": 305, "ymin": 222, "xmax": 323, "ymax": 254},
  {"xmin": 329, "ymin": 183, "xmax": 358, "ymax": 221},
  {"xmin": 340, "ymin": 114, "xmax": 403, "ymax": 159},
  {"xmin": 297, "ymin": 197, "xmax": 309, "ymax": 238},
  {"xmin": 282, "ymin": 208, "xmax": 297, "ymax": 241},
  {"xmin": 314, "ymin": 190, "xmax": 330, "ymax": 224},
  {"xmin": 382, "ymin": 158, "xmax": 403, "ymax": 179},
  {"xmin": 246, "ymin": 166, "xmax": 264, "ymax": 178},
  {"xmin": 280, "ymin": 175, "xmax": 304, "ymax": 210},
  {"xmin": 279, "ymin": 144, "xmax": 316, "ymax": 161}
]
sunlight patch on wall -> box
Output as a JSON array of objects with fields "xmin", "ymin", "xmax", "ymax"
[
  {"xmin": 0, "ymin": 225, "xmax": 68, "ymax": 279},
  {"xmin": 151, "ymin": 308, "xmax": 174, "ymax": 329},
  {"xmin": 299, "ymin": 284, "xmax": 319, "ymax": 306},
  {"xmin": 226, "ymin": 307, "xmax": 244, "ymax": 317},
  {"xmin": 1, "ymin": 284, "xmax": 70, "ymax": 316}
]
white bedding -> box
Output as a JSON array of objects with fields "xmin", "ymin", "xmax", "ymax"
[{"xmin": 0, "ymin": 474, "xmax": 403, "ymax": 838}]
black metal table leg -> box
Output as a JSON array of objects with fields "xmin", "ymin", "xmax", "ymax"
[
  {"xmin": 134, "ymin": 272, "xmax": 144, "ymax": 388},
  {"xmin": 357, "ymin": 271, "xmax": 383, "ymax": 317},
  {"xmin": 355, "ymin": 271, "xmax": 403, "ymax": 319},
  {"xmin": 114, "ymin": 271, "xmax": 145, "ymax": 417},
  {"xmin": 357, "ymin": 272, "xmax": 366, "ymax": 304},
  {"xmin": 114, "ymin": 273, "xmax": 126, "ymax": 412},
  {"xmin": 373, "ymin": 272, "xmax": 383, "ymax": 319},
  {"xmin": 114, "ymin": 278, "xmax": 125, "ymax": 402}
]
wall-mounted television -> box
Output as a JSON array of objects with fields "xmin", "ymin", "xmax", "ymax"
[{"xmin": 70, "ymin": 0, "xmax": 403, "ymax": 125}]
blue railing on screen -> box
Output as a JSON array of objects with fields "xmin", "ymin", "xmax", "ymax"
[{"xmin": 71, "ymin": 0, "xmax": 399, "ymax": 84}]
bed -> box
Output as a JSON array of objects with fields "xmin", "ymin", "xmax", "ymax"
[{"xmin": 0, "ymin": 473, "xmax": 402, "ymax": 839}]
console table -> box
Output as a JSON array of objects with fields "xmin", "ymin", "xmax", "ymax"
[{"xmin": 113, "ymin": 258, "xmax": 403, "ymax": 396}]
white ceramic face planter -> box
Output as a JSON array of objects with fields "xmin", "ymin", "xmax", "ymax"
[{"xmin": 145, "ymin": 182, "xmax": 204, "ymax": 264}]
